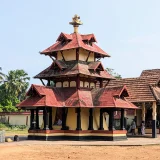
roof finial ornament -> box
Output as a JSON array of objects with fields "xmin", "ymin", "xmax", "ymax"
[{"xmin": 69, "ymin": 14, "xmax": 83, "ymax": 33}]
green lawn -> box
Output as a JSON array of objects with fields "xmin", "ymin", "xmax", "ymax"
[{"xmin": 4, "ymin": 129, "xmax": 28, "ymax": 136}]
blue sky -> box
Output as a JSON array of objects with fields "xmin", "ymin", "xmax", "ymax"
[{"xmin": 0, "ymin": 0, "xmax": 160, "ymax": 84}]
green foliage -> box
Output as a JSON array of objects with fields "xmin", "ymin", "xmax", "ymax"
[
  {"xmin": 0, "ymin": 67, "xmax": 5, "ymax": 84},
  {"xmin": 0, "ymin": 123, "xmax": 7, "ymax": 129},
  {"xmin": 106, "ymin": 68, "xmax": 122, "ymax": 79},
  {"xmin": 0, "ymin": 123, "xmax": 28, "ymax": 130},
  {"xmin": 0, "ymin": 69, "xmax": 30, "ymax": 112}
]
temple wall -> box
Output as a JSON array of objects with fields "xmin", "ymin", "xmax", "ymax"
[
  {"xmin": 66, "ymin": 108, "xmax": 77, "ymax": 130},
  {"xmin": 79, "ymin": 48, "xmax": 94, "ymax": 62},
  {"xmin": 90, "ymin": 82, "xmax": 95, "ymax": 88},
  {"xmin": 88, "ymin": 52, "xmax": 94, "ymax": 62},
  {"xmin": 57, "ymin": 50, "xmax": 76, "ymax": 61},
  {"xmin": 56, "ymin": 82, "xmax": 62, "ymax": 87},
  {"xmin": 70, "ymin": 81, "xmax": 76, "ymax": 87},
  {"xmin": 63, "ymin": 81, "xmax": 69, "ymax": 87},
  {"xmin": 80, "ymin": 81, "xmax": 83, "ymax": 87},
  {"xmin": 57, "ymin": 51, "xmax": 63, "ymax": 60},
  {"xmin": 81, "ymin": 108, "xmax": 89, "ymax": 130},
  {"xmin": 93, "ymin": 108, "xmax": 108, "ymax": 130},
  {"xmin": 84, "ymin": 81, "xmax": 89, "ymax": 88}
]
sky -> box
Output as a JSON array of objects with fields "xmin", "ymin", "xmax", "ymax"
[{"xmin": 0, "ymin": 0, "xmax": 160, "ymax": 85}]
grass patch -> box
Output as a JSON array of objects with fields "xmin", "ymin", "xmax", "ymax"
[{"xmin": 0, "ymin": 123, "xmax": 28, "ymax": 135}]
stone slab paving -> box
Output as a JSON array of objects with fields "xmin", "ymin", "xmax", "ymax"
[{"xmin": 1, "ymin": 135, "xmax": 160, "ymax": 146}]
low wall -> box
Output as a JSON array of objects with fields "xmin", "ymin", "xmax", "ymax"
[{"xmin": 0, "ymin": 112, "xmax": 43, "ymax": 126}]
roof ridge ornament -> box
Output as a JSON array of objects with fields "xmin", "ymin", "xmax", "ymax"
[{"xmin": 69, "ymin": 14, "xmax": 83, "ymax": 33}]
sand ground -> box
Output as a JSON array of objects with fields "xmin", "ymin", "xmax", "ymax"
[{"xmin": 0, "ymin": 142, "xmax": 160, "ymax": 160}]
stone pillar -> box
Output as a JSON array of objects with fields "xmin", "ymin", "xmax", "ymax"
[
  {"xmin": 152, "ymin": 102, "xmax": 157, "ymax": 138},
  {"xmin": 98, "ymin": 108, "xmax": 104, "ymax": 130},
  {"xmin": 88, "ymin": 108, "xmax": 94, "ymax": 130},
  {"xmin": 36, "ymin": 108, "xmax": 40, "ymax": 129},
  {"xmin": 109, "ymin": 110, "xmax": 115, "ymax": 131},
  {"xmin": 49, "ymin": 107, "xmax": 53, "ymax": 130},
  {"xmin": 29, "ymin": 109, "xmax": 35, "ymax": 130},
  {"xmin": 120, "ymin": 109, "xmax": 125, "ymax": 130},
  {"xmin": 142, "ymin": 102, "xmax": 145, "ymax": 122},
  {"xmin": 76, "ymin": 108, "xmax": 82, "ymax": 130},
  {"xmin": 43, "ymin": 107, "xmax": 49, "ymax": 130},
  {"xmin": 61, "ymin": 107, "xmax": 67, "ymax": 130}
]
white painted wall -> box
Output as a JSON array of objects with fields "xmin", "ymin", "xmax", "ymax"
[{"xmin": 1, "ymin": 114, "xmax": 43, "ymax": 126}]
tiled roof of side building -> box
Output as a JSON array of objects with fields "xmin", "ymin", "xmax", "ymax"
[
  {"xmin": 108, "ymin": 78, "xmax": 156, "ymax": 103},
  {"xmin": 140, "ymin": 69, "xmax": 160, "ymax": 77}
]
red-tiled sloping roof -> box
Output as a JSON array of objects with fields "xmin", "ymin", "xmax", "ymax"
[
  {"xmin": 34, "ymin": 61, "xmax": 114, "ymax": 80},
  {"xmin": 140, "ymin": 69, "xmax": 160, "ymax": 77},
  {"xmin": 91, "ymin": 86, "xmax": 137, "ymax": 109},
  {"xmin": 56, "ymin": 32, "xmax": 73, "ymax": 41},
  {"xmin": 88, "ymin": 61, "xmax": 104, "ymax": 71},
  {"xmin": 108, "ymin": 78, "xmax": 156, "ymax": 102},
  {"xmin": 140, "ymin": 69, "xmax": 160, "ymax": 85},
  {"xmin": 54, "ymin": 60, "xmax": 67, "ymax": 69},
  {"xmin": 81, "ymin": 34, "xmax": 97, "ymax": 42},
  {"xmin": 151, "ymin": 86, "xmax": 160, "ymax": 101},
  {"xmin": 40, "ymin": 32, "xmax": 110, "ymax": 57},
  {"xmin": 18, "ymin": 85, "xmax": 137, "ymax": 109}
]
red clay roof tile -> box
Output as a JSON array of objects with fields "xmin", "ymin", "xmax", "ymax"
[
  {"xmin": 41, "ymin": 32, "xmax": 110, "ymax": 57},
  {"xmin": 18, "ymin": 85, "xmax": 137, "ymax": 109}
]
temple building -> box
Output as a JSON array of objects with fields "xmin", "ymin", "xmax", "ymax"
[
  {"xmin": 17, "ymin": 15, "xmax": 137, "ymax": 141},
  {"xmin": 108, "ymin": 69, "xmax": 160, "ymax": 138}
]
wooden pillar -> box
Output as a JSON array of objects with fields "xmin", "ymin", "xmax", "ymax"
[
  {"xmin": 134, "ymin": 109, "xmax": 137, "ymax": 126},
  {"xmin": 109, "ymin": 110, "xmax": 115, "ymax": 131},
  {"xmin": 142, "ymin": 102, "xmax": 145, "ymax": 122},
  {"xmin": 76, "ymin": 108, "xmax": 82, "ymax": 130},
  {"xmin": 76, "ymin": 75, "xmax": 80, "ymax": 89},
  {"xmin": 152, "ymin": 101, "xmax": 157, "ymax": 138},
  {"xmin": 26, "ymin": 116, "xmax": 28, "ymax": 126},
  {"xmin": 88, "ymin": 108, "xmax": 94, "ymax": 130},
  {"xmin": 124, "ymin": 110, "xmax": 127, "ymax": 129},
  {"xmin": 99, "ymin": 108, "xmax": 104, "ymax": 130},
  {"xmin": 49, "ymin": 107, "xmax": 53, "ymax": 130},
  {"xmin": 99, "ymin": 79, "xmax": 103, "ymax": 88},
  {"xmin": 61, "ymin": 107, "xmax": 67, "ymax": 130},
  {"xmin": 43, "ymin": 107, "xmax": 49, "ymax": 130},
  {"xmin": 29, "ymin": 109, "xmax": 34, "ymax": 130},
  {"xmin": 36, "ymin": 108, "xmax": 40, "ymax": 129},
  {"xmin": 120, "ymin": 109, "xmax": 125, "ymax": 130},
  {"xmin": 76, "ymin": 48, "xmax": 79, "ymax": 61}
]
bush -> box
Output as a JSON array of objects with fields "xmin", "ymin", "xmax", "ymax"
[{"xmin": 0, "ymin": 123, "xmax": 8, "ymax": 129}]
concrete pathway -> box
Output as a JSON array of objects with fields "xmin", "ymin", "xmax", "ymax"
[{"xmin": 1, "ymin": 134, "xmax": 160, "ymax": 146}]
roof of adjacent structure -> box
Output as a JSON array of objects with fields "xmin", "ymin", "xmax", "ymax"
[
  {"xmin": 17, "ymin": 84, "xmax": 137, "ymax": 109},
  {"xmin": 34, "ymin": 60, "xmax": 114, "ymax": 80},
  {"xmin": 40, "ymin": 32, "xmax": 110, "ymax": 57},
  {"xmin": 108, "ymin": 69, "xmax": 160, "ymax": 103}
]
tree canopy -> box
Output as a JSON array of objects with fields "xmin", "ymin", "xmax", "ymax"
[
  {"xmin": 0, "ymin": 69, "xmax": 30, "ymax": 112},
  {"xmin": 0, "ymin": 67, "xmax": 5, "ymax": 84},
  {"xmin": 106, "ymin": 68, "xmax": 122, "ymax": 79}
]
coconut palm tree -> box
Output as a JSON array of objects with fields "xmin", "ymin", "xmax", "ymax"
[
  {"xmin": 4, "ymin": 69, "xmax": 30, "ymax": 101},
  {"xmin": 0, "ymin": 67, "xmax": 5, "ymax": 84}
]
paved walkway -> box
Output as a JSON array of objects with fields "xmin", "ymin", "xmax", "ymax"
[{"xmin": 1, "ymin": 134, "xmax": 160, "ymax": 146}]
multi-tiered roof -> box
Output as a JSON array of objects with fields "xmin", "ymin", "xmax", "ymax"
[{"xmin": 18, "ymin": 15, "xmax": 137, "ymax": 110}]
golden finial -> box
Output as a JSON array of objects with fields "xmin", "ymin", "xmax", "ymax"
[{"xmin": 69, "ymin": 14, "xmax": 83, "ymax": 33}]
